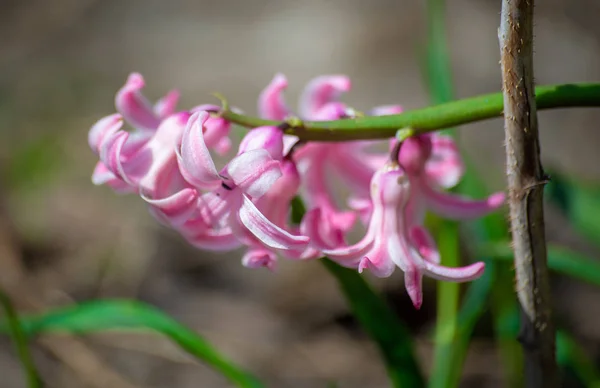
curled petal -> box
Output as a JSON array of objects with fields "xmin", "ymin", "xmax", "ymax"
[
  {"xmin": 426, "ymin": 134, "xmax": 464, "ymax": 188},
  {"xmin": 359, "ymin": 242, "xmax": 396, "ymax": 278},
  {"xmin": 192, "ymin": 105, "xmax": 233, "ymax": 154},
  {"xmin": 298, "ymin": 75, "xmax": 351, "ymax": 119},
  {"xmin": 182, "ymin": 218, "xmax": 241, "ymax": 251},
  {"xmin": 258, "ymin": 73, "xmax": 290, "ymax": 120},
  {"xmin": 282, "ymin": 135, "xmax": 300, "ymax": 156},
  {"xmin": 178, "ymin": 111, "xmax": 222, "ymax": 190},
  {"xmin": 91, "ymin": 162, "xmax": 133, "ymax": 193},
  {"xmin": 227, "ymin": 149, "xmax": 282, "ymax": 199},
  {"xmin": 142, "ymin": 188, "xmax": 198, "ymax": 226},
  {"xmin": 238, "ymin": 126, "xmax": 283, "ymax": 159},
  {"xmin": 321, "ymin": 231, "xmax": 375, "ymax": 266},
  {"xmin": 420, "ymin": 180, "xmax": 506, "ymax": 220},
  {"xmin": 419, "ymin": 260, "xmax": 485, "ymax": 283},
  {"xmin": 347, "ymin": 197, "xmax": 373, "ymax": 225},
  {"xmin": 242, "ymin": 248, "xmax": 277, "ymax": 271},
  {"xmin": 99, "ymin": 131, "xmax": 132, "ymax": 184},
  {"xmin": 238, "ymin": 195, "xmax": 309, "ymax": 250},
  {"xmin": 409, "ymin": 226, "xmax": 440, "ymax": 264},
  {"xmin": 88, "ymin": 114, "xmax": 123, "ymax": 154},
  {"xmin": 153, "ymin": 90, "xmax": 180, "ymax": 118},
  {"xmin": 115, "ymin": 73, "xmax": 161, "ymax": 130}
]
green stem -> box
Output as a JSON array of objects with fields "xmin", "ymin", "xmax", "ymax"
[
  {"xmin": 0, "ymin": 289, "xmax": 42, "ymax": 388},
  {"xmin": 221, "ymin": 83, "xmax": 600, "ymax": 140}
]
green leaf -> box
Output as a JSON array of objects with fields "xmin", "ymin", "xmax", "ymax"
[
  {"xmin": 290, "ymin": 195, "xmax": 307, "ymax": 225},
  {"xmin": 546, "ymin": 171, "xmax": 600, "ymax": 245},
  {"xmin": 321, "ymin": 259, "xmax": 425, "ymax": 388},
  {"xmin": 0, "ymin": 300, "xmax": 263, "ymax": 388},
  {"xmin": 0, "ymin": 289, "xmax": 43, "ymax": 388},
  {"xmin": 557, "ymin": 330, "xmax": 600, "ymax": 387}
]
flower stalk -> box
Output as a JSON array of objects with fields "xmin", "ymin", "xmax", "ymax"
[{"xmin": 220, "ymin": 83, "xmax": 600, "ymax": 141}]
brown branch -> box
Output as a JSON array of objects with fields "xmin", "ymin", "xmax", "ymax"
[{"xmin": 499, "ymin": 0, "xmax": 558, "ymax": 386}]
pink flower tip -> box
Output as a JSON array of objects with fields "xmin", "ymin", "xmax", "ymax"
[
  {"xmin": 242, "ymin": 250, "xmax": 277, "ymax": 271},
  {"xmin": 487, "ymin": 192, "xmax": 506, "ymax": 208},
  {"xmin": 325, "ymin": 75, "xmax": 352, "ymax": 92},
  {"xmin": 123, "ymin": 73, "xmax": 145, "ymax": 90},
  {"xmin": 272, "ymin": 73, "xmax": 288, "ymax": 88}
]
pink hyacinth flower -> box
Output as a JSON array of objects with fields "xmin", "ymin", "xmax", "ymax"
[
  {"xmin": 177, "ymin": 112, "xmax": 309, "ymax": 253},
  {"xmin": 398, "ymin": 134, "xmax": 505, "ymax": 224},
  {"xmin": 90, "ymin": 73, "xmax": 233, "ymax": 195},
  {"xmin": 96, "ymin": 111, "xmax": 199, "ymax": 226},
  {"xmin": 257, "ymin": 74, "xmax": 371, "ymax": 249},
  {"xmin": 315, "ymin": 163, "xmax": 486, "ymax": 308}
]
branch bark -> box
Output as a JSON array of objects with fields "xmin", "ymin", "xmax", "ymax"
[{"xmin": 499, "ymin": 1, "xmax": 558, "ymax": 386}]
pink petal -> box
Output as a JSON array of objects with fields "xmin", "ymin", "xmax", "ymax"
[
  {"xmin": 213, "ymin": 137, "xmax": 232, "ymax": 155},
  {"xmin": 237, "ymin": 126, "xmax": 283, "ymax": 159},
  {"xmin": 99, "ymin": 131, "xmax": 133, "ymax": 184},
  {"xmin": 301, "ymin": 208, "xmax": 343, "ymax": 250},
  {"xmin": 241, "ymin": 248, "xmax": 278, "ymax": 271},
  {"xmin": 282, "ymin": 135, "xmax": 300, "ymax": 156},
  {"xmin": 258, "ymin": 73, "xmax": 290, "ymax": 120},
  {"xmin": 370, "ymin": 105, "xmax": 403, "ymax": 116},
  {"xmin": 310, "ymin": 102, "xmax": 350, "ymax": 121},
  {"xmin": 420, "ymin": 179, "xmax": 506, "ymax": 220},
  {"xmin": 420, "ymin": 260, "xmax": 485, "ymax": 283},
  {"xmin": 298, "ymin": 75, "xmax": 351, "ymax": 120},
  {"xmin": 178, "ymin": 111, "xmax": 222, "ymax": 190},
  {"xmin": 142, "ymin": 188, "xmax": 198, "ymax": 226},
  {"xmin": 398, "ymin": 135, "xmax": 433, "ymax": 175},
  {"xmin": 426, "ymin": 134, "xmax": 464, "ymax": 188},
  {"xmin": 182, "ymin": 219, "xmax": 241, "ymax": 251},
  {"xmin": 237, "ymin": 195, "xmax": 309, "ymax": 250},
  {"xmin": 347, "ymin": 197, "xmax": 373, "ymax": 225},
  {"xmin": 88, "ymin": 114, "xmax": 123, "ymax": 154},
  {"xmin": 196, "ymin": 190, "xmax": 235, "ymax": 227},
  {"xmin": 358, "ymin": 241, "xmax": 396, "ymax": 278},
  {"xmin": 91, "ymin": 162, "xmax": 133, "ymax": 193},
  {"xmin": 115, "ymin": 73, "xmax": 161, "ymax": 130},
  {"xmin": 153, "ymin": 90, "xmax": 180, "ymax": 119},
  {"xmin": 409, "ymin": 226, "xmax": 440, "ymax": 264},
  {"xmin": 331, "ymin": 146, "xmax": 378, "ymax": 196},
  {"xmin": 321, "ymin": 232, "xmax": 375, "ymax": 266},
  {"xmin": 404, "ymin": 267, "xmax": 423, "ymax": 309},
  {"xmin": 227, "ymin": 149, "xmax": 282, "ymax": 199}
]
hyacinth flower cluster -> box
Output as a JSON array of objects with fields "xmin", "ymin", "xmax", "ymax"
[{"xmin": 88, "ymin": 72, "xmax": 505, "ymax": 308}]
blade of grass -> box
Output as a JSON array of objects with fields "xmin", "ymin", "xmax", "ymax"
[
  {"xmin": 421, "ymin": 2, "xmax": 464, "ymax": 386},
  {"xmin": 0, "ymin": 300, "xmax": 263, "ymax": 388},
  {"xmin": 0, "ymin": 289, "xmax": 43, "ymax": 388},
  {"xmin": 321, "ymin": 259, "xmax": 425, "ymax": 388}
]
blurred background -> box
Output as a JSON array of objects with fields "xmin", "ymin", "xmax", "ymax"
[{"xmin": 1, "ymin": 0, "xmax": 600, "ymax": 387}]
